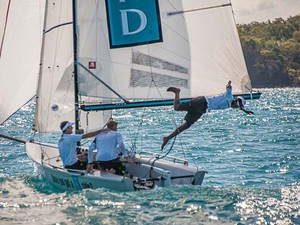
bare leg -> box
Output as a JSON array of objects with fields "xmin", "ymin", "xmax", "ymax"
[
  {"xmin": 167, "ymin": 87, "xmax": 181, "ymax": 110},
  {"xmin": 162, "ymin": 87, "xmax": 184, "ymax": 150},
  {"xmin": 161, "ymin": 122, "xmax": 192, "ymax": 150}
]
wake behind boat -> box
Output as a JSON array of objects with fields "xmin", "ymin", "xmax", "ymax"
[{"xmin": 0, "ymin": 0, "xmax": 260, "ymax": 192}]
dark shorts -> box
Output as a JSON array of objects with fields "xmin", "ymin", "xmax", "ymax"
[
  {"xmin": 97, "ymin": 158, "xmax": 126, "ymax": 176},
  {"xmin": 178, "ymin": 96, "xmax": 208, "ymax": 125},
  {"xmin": 65, "ymin": 160, "xmax": 87, "ymax": 170}
]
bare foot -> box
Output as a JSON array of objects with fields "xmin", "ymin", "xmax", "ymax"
[
  {"xmin": 161, "ymin": 137, "xmax": 169, "ymax": 150},
  {"xmin": 167, "ymin": 87, "xmax": 180, "ymax": 94}
]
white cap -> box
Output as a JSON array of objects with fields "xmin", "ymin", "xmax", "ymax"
[
  {"xmin": 61, "ymin": 121, "xmax": 75, "ymax": 132},
  {"xmin": 237, "ymin": 96, "xmax": 246, "ymax": 108}
]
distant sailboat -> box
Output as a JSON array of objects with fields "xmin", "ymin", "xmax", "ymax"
[{"xmin": 0, "ymin": 0, "xmax": 259, "ymax": 191}]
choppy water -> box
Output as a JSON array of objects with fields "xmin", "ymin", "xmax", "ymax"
[{"xmin": 0, "ymin": 88, "xmax": 299, "ymax": 225}]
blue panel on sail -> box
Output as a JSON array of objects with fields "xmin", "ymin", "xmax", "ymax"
[{"xmin": 105, "ymin": 0, "xmax": 162, "ymax": 48}]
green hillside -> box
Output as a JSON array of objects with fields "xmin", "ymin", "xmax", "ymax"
[{"xmin": 238, "ymin": 15, "xmax": 300, "ymax": 87}]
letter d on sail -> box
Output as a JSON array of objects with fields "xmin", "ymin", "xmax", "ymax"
[
  {"xmin": 120, "ymin": 9, "xmax": 147, "ymax": 35},
  {"xmin": 106, "ymin": 0, "xmax": 162, "ymax": 48}
]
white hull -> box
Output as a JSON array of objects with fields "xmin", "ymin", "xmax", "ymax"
[{"xmin": 26, "ymin": 142, "xmax": 206, "ymax": 192}]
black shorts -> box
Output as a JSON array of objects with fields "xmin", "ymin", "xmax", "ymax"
[
  {"xmin": 65, "ymin": 160, "xmax": 87, "ymax": 170},
  {"xmin": 97, "ymin": 158, "xmax": 126, "ymax": 176},
  {"xmin": 178, "ymin": 96, "xmax": 208, "ymax": 125}
]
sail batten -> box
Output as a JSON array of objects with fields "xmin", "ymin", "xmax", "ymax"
[
  {"xmin": 167, "ymin": 3, "xmax": 232, "ymax": 16},
  {"xmin": 44, "ymin": 22, "xmax": 73, "ymax": 34}
]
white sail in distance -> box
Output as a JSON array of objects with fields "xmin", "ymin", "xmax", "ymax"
[{"xmin": 0, "ymin": 0, "xmax": 45, "ymax": 124}]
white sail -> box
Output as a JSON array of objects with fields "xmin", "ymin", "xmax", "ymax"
[
  {"xmin": 182, "ymin": 0, "xmax": 252, "ymax": 96},
  {"xmin": 75, "ymin": 0, "xmax": 252, "ymax": 106},
  {"xmin": 76, "ymin": 0, "xmax": 191, "ymax": 100},
  {"xmin": 0, "ymin": 0, "xmax": 45, "ymax": 124},
  {"xmin": 34, "ymin": 0, "xmax": 111, "ymax": 133},
  {"xmin": 34, "ymin": 0, "xmax": 74, "ymax": 133}
]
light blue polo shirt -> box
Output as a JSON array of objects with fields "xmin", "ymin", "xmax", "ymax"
[
  {"xmin": 58, "ymin": 134, "xmax": 82, "ymax": 167},
  {"xmin": 88, "ymin": 131, "xmax": 127, "ymax": 163},
  {"xmin": 205, "ymin": 87, "xmax": 233, "ymax": 111}
]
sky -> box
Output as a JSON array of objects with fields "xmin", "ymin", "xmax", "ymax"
[{"xmin": 231, "ymin": 0, "xmax": 300, "ymax": 24}]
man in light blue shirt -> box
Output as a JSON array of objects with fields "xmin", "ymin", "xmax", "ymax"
[
  {"xmin": 206, "ymin": 84, "xmax": 233, "ymax": 111},
  {"xmin": 58, "ymin": 121, "xmax": 108, "ymax": 170},
  {"xmin": 162, "ymin": 81, "xmax": 254, "ymax": 150},
  {"xmin": 87, "ymin": 120, "xmax": 133, "ymax": 175}
]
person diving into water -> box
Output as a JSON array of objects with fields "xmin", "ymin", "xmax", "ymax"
[{"xmin": 162, "ymin": 81, "xmax": 254, "ymax": 150}]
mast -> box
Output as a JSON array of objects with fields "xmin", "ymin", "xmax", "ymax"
[
  {"xmin": 33, "ymin": 0, "xmax": 48, "ymax": 132},
  {"xmin": 72, "ymin": 0, "xmax": 80, "ymax": 134}
]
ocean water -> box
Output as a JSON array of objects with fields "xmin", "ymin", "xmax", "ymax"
[{"xmin": 0, "ymin": 88, "xmax": 299, "ymax": 225}]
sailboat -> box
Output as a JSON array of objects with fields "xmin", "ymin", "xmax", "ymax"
[{"xmin": 0, "ymin": 0, "xmax": 260, "ymax": 191}]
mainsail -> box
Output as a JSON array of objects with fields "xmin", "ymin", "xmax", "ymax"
[{"xmin": 74, "ymin": 0, "xmax": 251, "ymax": 100}]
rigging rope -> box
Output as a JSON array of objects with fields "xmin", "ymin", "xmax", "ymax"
[
  {"xmin": 158, "ymin": 136, "xmax": 176, "ymax": 160},
  {"xmin": 128, "ymin": 46, "xmax": 193, "ymax": 162}
]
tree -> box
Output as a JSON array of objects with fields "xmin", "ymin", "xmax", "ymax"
[{"xmin": 237, "ymin": 15, "xmax": 300, "ymax": 87}]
